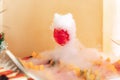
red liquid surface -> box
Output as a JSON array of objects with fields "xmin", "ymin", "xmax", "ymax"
[{"xmin": 54, "ymin": 28, "xmax": 70, "ymax": 46}]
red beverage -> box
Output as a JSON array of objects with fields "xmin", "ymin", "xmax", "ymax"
[{"xmin": 54, "ymin": 28, "xmax": 70, "ymax": 46}]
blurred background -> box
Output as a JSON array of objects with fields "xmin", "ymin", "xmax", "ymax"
[{"xmin": 2, "ymin": 0, "xmax": 103, "ymax": 57}]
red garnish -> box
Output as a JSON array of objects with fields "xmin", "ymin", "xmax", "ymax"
[
  {"xmin": 54, "ymin": 28, "xmax": 70, "ymax": 46},
  {"xmin": 113, "ymin": 60, "xmax": 120, "ymax": 72},
  {"xmin": 9, "ymin": 73, "xmax": 25, "ymax": 79},
  {"xmin": 28, "ymin": 78, "xmax": 34, "ymax": 80},
  {"xmin": 0, "ymin": 34, "xmax": 2, "ymax": 39},
  {"xmin": 0, "ymin": 70, "xmax": 12, "ymax": 75},
  {"xmin": 22, "ymin": 56, "xmax": 32, "ymax": 60}
]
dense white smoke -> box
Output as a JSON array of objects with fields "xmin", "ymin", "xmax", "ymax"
[
  {"xmin": 41, "ymin": 13, "xmax": 102, "ymax": 69},
  {"xmin": 27, "ymin": 13, "xmax": 120, "ymax": 80}
]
